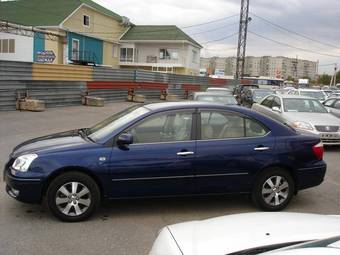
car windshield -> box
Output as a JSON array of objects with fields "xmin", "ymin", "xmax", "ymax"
[
  {"xmin": 253, "ymin": 90, "xmax": 273, "ymax": 100},
  {"xmin": 300, "ymin": 91, "xmax": 326, "ymax": 100},
  {"xmin": 196, "ymin": 95, "xmax": 237, "ymax": 104},
  {"xmin": 283, "ymin": 98, "xmax": 328, "ymax": 113},
  {"xmin": 87, "ymin": 105, "xmax": 150, "ymax": 142}
]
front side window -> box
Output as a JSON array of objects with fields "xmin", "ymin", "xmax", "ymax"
[
  {"xmin": 127, "ymin": 111, "xmax": 193, "ymax": 144},
  {"xmin": 324, "ymin": 99, "xmax": 335, "ymax": 107},
  {"xmin": 200, "ymin": 111, "xmax": 268, "ymax": 140},
  {"xmin": 334, "ymin": 100, "xmax": 340, "ymax": 109},
  {"xmin": 272, "ymin": 97, "xmax": 281, "ymax": 108},
  {"xmin": 261, "ymin": 96, "xmax": 274, "ymax": 108}
]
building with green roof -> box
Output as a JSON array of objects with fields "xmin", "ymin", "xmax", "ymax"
[
  {"xmin": 120, "ymin": 25, "xmax": 202, "ymax": 75},
  {"xmin": 0, "ymin": 0, "xmax": 130, "ymax": 66},
  {"xmin": 0, "ymin": 0, "xmax": 202, "ymax": 74}
]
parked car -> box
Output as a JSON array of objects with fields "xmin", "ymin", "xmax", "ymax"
[
  {"xmin": 252, "ymin": 94, "xmax": 340, "ymax": 145},
  {"xmin": 287, "ymin": 89, "xmax": 327, "ymax": 102},
  {"xmin": 193, "ymin": 92, "xmax": 238, "ymax": 105},
  {"xmin": 242, "ymin": 89, "xmax": 274, "ymax": 108},
  {"xmin": 4, "ymin": 102, "xmax": 326, "ymax": 222},
  {"xmin": 233, "ymin": 84, "xmax": 260, "ymax": 104},
  {"xmin": 323, "ymin": 98, "xmax": 340, "ymax": 118},
  {"xmin": 149, "ymin": 212, "xmax": 340, "ymax": 255},
  {"xmin": 206, "ymin": 87, "xmax": 233, "ymax": 95}
]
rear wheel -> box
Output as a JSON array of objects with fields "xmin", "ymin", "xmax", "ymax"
[
  {"xmin": 252, "ymin": 168, "xmax": 294, "ymax": 211},
  {"xmin": 46, "ymin": 172, "xmax": 100, "ymax": 222}
]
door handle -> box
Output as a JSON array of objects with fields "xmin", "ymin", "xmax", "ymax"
[
  {"xmin": 177, "ymin": 151, "xmax": 194, "ymax": 156},
  {"xmin": 254, "ymin": 146, "xmax": 270, "ymax": 151}
]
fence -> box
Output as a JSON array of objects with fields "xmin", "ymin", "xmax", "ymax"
[{"xmin": 0, "ymin": 60, "xmax": 235, "ymax": 111}]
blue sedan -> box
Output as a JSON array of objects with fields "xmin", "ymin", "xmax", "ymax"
[{"xmin": 4, "ymin": 102, "xmax": 326, "ymax": 221}]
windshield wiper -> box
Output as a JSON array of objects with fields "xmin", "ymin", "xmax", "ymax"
[{"xmin": 77, "ymin": 128, "xmax": 95, "ymax": 143}]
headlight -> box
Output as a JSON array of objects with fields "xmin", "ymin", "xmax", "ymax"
[
  {"xmin": 12, "ymin": 154, "xmax": 38, "ymax": 172},
  {"xmin": 292, "ymin": 121, "xmax": 314, "ymax": 131}
]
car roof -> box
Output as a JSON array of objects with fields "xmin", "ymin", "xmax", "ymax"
[
  {"xmin": 144, "ymin": 101, "xmax": 237, "ymax": 111},
  {"xmin": 194, "ymin": 92, "xmax": 234, "ymax": 96},
  {"xmin": 297, "ymin": 89, "xmax": 323, "ymax": 92},
  {"xmin": 207, "ymin": 87, "xmax": 231, "ymax": 90},
  {"xmin": 268, "ymin": 94, "xmax": 317, "ymax": 100}
]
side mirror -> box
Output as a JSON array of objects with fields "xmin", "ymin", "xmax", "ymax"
[
  {"xmin": 117, "ymin": 133, "xmax": 133, "ymax": 147},
  {"xmin": 272, "ymin": 106, "xmax": 282, "ymax": 113}
]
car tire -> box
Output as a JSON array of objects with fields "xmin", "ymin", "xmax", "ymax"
[
  {"xmin": 46, "ymin": 172, "xmax": 100, "ymax": 222},
  {"xmin": 252, "ymin": 168, "xmax": 294, "ymax": 211}
]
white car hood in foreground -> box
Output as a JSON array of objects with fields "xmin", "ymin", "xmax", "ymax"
[{"xmin": 150, "ymin": 213, "xmax": 340, "ymax": 255}]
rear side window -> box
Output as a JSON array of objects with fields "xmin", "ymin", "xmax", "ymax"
[{"xmin": 200, "ymin": 111, "xmax": 269, "ymax": 140}]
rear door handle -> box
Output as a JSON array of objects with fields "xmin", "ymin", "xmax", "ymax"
[
  {"xmin": 254, "ymin": 146, "xmax": 270, "ymax": 151},
  {"xmin": 177, "ymin": 151, "xmax": 194, "ymax": 156}
]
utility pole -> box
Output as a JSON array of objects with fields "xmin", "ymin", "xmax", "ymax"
[
  {"xmin": 330, "ymin": 63, "xmax": 337, "ymax": 87},
  {"xmin": 235, "ymin": 0, "xmax": 250, "ymax": 80}
]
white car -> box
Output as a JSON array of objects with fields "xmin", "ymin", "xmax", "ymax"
[
  {"xmin": 206, "ymin": 87, "xmax": 233, "ymax": 95},
  {"xmin": 287, "ymin": 89, "xmax": 327, "ymax": 102},
  {"xmin": 149, "ymin": 213, "xmax": 340, "ymax": 255}
]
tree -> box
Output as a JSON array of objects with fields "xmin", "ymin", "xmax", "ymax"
[
  {"xmin": 318, "ymin": 74, "xmax": 332, "ymax": 85},
  {"xmin": 286, "ymin": 76, "xmax": 295, "ymax": 81}
]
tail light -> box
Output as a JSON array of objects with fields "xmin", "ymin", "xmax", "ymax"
[{"xmin": 312, "ymin": 141, "xmax": 324, "ymax": 160}]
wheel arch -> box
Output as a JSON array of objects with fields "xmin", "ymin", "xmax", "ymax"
[
  {"xmin": 42, "ymin": 166, "xmax": 104, "ymax": 198},
  {"xmin": 252, "ymin": 164, "xmax": 298, "ymax": 194}
]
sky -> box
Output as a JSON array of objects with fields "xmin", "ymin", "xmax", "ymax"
[{"xmin": 95, "ymin": 0, "xmax": 340, "ymax": 74}]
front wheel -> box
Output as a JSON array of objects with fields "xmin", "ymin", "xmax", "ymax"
[
  {"xmin": 46, "ymin": 172, "xmax": 101, "ymax": 222},
  {"xmin": 252, "ymin": 168, "xmax": 294, "ymax": 211}
]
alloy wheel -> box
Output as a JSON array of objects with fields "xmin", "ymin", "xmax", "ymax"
[
  {"xmin": 261, "ymin": 175, "xmax": 289, "ymax": 206},
  {"xmin": 55, "ymin": 182, "xmax": 91, "ymax": 216}
]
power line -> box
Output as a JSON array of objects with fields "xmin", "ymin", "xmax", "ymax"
[
  {"xmin": 200, "ymin": 32, "xmax": 239, "ymax": 44},
  {"xmin": 248, "ymin": 30, "xmax": 340, "ymax": 58},
  {"xmin": 181, "ymin": 14, "xmax": 239, "ymax": 29},
  {"xmin": 189, "ymin": 22, "xmax": 239, "ymax": 36},
  {"xmin": 250, "ymin": 12, "xmax": 340, "ymax": 50}
]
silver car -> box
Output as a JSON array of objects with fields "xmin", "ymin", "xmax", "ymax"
[
  {"xmin": 193, "ymin": 92, "xmax": 238, "ymax": 105},
  {"xmin": 323, "ymin": 98, "xmax": 340, "ymax": 118},
  {"xmin": 252, "ymin": 94, "xmax": 340, "ymax": 145}
]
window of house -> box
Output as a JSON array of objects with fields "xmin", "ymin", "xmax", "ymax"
[
  {"xmin": 112, "ymin": 45, "xmax": 118, "ymax": 58},
  {"xmin": 120, "ymin": 48, "xmax": 133, "ymax": 62},
  {"xmin": 160, "ymin": 49, "xmax": 171, "ymax": 60},
  {"xmin": 9, "ymin": 39, "xmax": 15, "ymax": 53},
  {"xmin": 192, "ymin": 50, "xmax": 198, "ymax": 63},
  {"xmin": 83, "ymin": 15, "xmax": 90, "ymax": 27},
  {"xmin": 1, "ymin": 39, "xmax": 9, "ymax": 53}
]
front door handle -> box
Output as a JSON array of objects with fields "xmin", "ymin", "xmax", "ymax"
[
  {"xmin": 177, "ymin": 151, "xmax": 194, "ymax": 156},
  {"xmin": 254, "ymin": 146, "xmax": 270, "ymax": 151}
]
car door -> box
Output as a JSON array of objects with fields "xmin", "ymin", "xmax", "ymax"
[
  {"xmin": 107, "ymin": 109, "xmax": 196, "ymax": 197},
  {"xmin": 194, "ymin": 109, "xmax": 274, "ymax": 194}
]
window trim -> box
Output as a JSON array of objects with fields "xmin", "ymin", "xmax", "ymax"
[
  {"xmin": 197, "ymin": 109, "xmax": 271, "ymax": 141},
  {"xmin": 83, "ymin": 14, "xmax": 90, "ymax": 27}
]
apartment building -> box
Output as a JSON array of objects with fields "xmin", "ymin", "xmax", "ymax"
[{"xmin": 223, "ymin": 56, "xmax": 317, "ymax": 80}]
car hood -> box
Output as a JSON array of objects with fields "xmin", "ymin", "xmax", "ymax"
[
  {"xmin": 166, "ymin": 213, "xmax": 340, "ymax": 255},
  {"xmin": 282, "ymin": 112, "xmax": 340, "ymax": 126},
  {"xmin": 12, "ymin": 129, "xmax": 91, "ymax": 157}
]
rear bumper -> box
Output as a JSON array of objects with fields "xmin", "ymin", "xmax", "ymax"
[
  {"xmin": 296, "ymin": 164, "xmax": 327, "ymax": 190},
  {"xmin": 4, "ymin": 169, "xmax": 43, "ymax": 204}
]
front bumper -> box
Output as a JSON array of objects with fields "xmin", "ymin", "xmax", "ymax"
[
  {"xmin": 319, "ymin": 133, "xmax": 340, "ymax": 145},
  {"xmin": 296, "ymin": 164, "xmax": 327, "ymax": 190},
  {"xmin": 4, "ymin": 168, "xmax": 43, "ymax": 204}
]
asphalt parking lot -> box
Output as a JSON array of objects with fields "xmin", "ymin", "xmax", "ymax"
[{"xmin": 0, "ymin": 102, "xmax": 339, "ymax": 255}]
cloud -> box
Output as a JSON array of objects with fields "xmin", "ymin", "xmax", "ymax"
[{"xmin": 94, "ymin": 0, "xmax": 340, "ymax": 74}]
